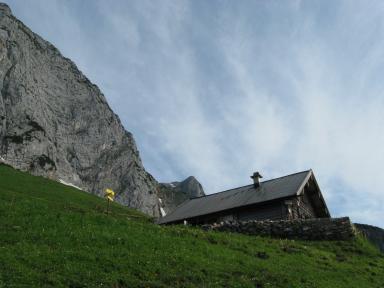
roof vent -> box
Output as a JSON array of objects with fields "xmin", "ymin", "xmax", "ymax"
[{"xmin": 250, "ymin": 172, "xmax": 263, "ymax": 188}]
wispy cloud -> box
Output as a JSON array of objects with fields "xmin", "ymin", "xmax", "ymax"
[{"xmin": 6, "ymin": 0, "xmax": 384, "ymax": 227}]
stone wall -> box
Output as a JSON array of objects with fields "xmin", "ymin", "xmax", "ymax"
[{"xmin": 202, "ymin": 217, "xmax": 356, "ymax": 241}]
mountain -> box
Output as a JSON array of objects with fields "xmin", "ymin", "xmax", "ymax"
[
  {"xmin": 174, "ymin": 176, "xmax": 205, "ymax": 198},
  {"xmin": 158, "ymin": 176, "xmax": 205, "ymax": 215},
  {"xmin": 0, "ymin": 3, "xmax": 162, "ymax": 216}
]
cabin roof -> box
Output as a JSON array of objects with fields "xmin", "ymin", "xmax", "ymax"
[{"xmin": 158, "ymin": 170, "xmax": 316, "ymax": 224}]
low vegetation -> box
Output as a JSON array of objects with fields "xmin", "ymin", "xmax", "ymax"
[{"xmin": 0, "ymin": 164, "xmax": 383, "ymax": 287}]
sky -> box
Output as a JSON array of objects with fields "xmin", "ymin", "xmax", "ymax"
[{"xmin": 5, "ymin": 0, "xmax": 384, "ymax": 228}]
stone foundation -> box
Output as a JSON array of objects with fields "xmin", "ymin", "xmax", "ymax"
[{"xmin": 202, "ymin": 217, "xmax": 356, "ymax": 241}]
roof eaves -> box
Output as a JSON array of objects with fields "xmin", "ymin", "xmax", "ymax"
[
  {"xmin": 309, "ymin": 171, "xmax": 331, "ymax": 217},
  {"xmin": 296, "ymin": 169, "xmax": 313, "ymax": 196},
  {"xmin": 157, "ymin": 198, "xmax": 191, "ymax": 224},
  {"xmin": 159, "ymin": 194, "xmax": 298, "ymax": 225}
]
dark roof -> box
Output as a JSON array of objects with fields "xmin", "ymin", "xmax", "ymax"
[{"xmin": 158, "ymin": 170, "xmax": 313, "ymax": 224}]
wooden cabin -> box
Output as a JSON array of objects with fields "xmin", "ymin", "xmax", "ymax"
[{"xmin": 158, "ymin": 170, "xmax": 330, "ymax": 225}]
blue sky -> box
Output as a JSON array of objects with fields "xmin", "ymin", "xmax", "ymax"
[{"xmin": 6, "ymin": 0, "xmax": 384, "ymax": 228}]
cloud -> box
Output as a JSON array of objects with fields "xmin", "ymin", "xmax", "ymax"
[{"xmin": 5, "ymin": 0, "xmax": 384, "ymax": 227}]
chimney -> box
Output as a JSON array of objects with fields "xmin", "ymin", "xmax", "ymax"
[{"xmin": 250, "ymin": 172, "xmax": 263, "ymax": 188}]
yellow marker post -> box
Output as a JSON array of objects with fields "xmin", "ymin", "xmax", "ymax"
[{"xmin": 104, "ymin": 188, "xmax": 115, "ymax": 215}]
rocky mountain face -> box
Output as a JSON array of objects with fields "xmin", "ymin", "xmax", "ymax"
[
  {"xmin": 158, "ymin": 176, "xmax": 205, "ymax": 215},
  {"xmin": 0, "ymin": 4, "xmax": 164, "ymax": 216},
  {"xmin": 174, "ymin": 176, "xmax": 205, "ymax": 198}
]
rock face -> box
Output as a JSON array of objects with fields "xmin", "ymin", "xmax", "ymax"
[
  {"xmin": 0, "ymin": 3, "xmax": 160, "ymax": 216},
  {"xmin": 174, "ymin": 176, "xmax": 205, "ymax": 198},
  {"xmin": 158, "ymin": 176, "xmax": 205, "ymax": 215}
]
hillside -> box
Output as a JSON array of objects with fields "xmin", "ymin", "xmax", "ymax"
[
  {"xmin": 0, "ymin": 164, "xmax": 383, "ymax": 287},
  {"xmin": 355, "ymin": 224, "xmax": 384, "ymax": 253}
]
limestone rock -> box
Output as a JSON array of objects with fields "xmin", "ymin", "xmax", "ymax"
[
  {"xmin": 158, "ymin": 176, "xmax": 205, "ymax": 215},
  {"xmin": 174, "ymin": 176, "xmax": 205, "ymax": 198},
  {"xmin": 0, "ymin": 3, "xmax": 160, "ymax": 217}
]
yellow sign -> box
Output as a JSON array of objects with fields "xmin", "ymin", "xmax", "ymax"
[{"xmin": 104, "ymin": 188, "xmax": 115, "ymax": 201}]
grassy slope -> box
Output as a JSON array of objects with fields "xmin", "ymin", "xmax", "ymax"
[{"xmin": 0, "ymin": 164, "xmax": 383, "ymax": 288}]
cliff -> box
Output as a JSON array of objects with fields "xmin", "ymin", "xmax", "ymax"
[{"xmin": 0, "ymin": 3, "xmax": 161, "ymax": 216}]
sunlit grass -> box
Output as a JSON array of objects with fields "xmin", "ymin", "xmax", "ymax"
[{"xmin": 0, "ymin": 164, "xmax": 383, "ymax": 287}]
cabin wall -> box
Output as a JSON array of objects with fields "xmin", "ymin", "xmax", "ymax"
[
  {"xmin": 297, "ymin": 193, "xmax": 317, "ymax": 218},
  {"xmin": 237, "ymin": 201, "xmax": 283, "ymax": 221},
  {"xmin": 189, "ymin": 201, "xmax": 285, "ymax": 224},
  {"xmin": 282, "ymin": 194, "xmax": 317, "ymax": 220},
  {"xmin": 186, "ymin": 193, "xmax": 319, "ymax": 225}
]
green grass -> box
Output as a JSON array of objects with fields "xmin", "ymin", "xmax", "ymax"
[{"xmin": 0, "ymin": 164, "xmax": 383, "ymax": 288}]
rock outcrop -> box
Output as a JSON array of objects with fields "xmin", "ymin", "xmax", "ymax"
[
  {"xmin": 0, "ymin": 3, "xmax": 161, "ymax": 216},
  {"xmin": 158, "ymin": 176, "xmax": 205, "ymax": 215},
  {"xmin": 174, "ymin": 176, "xmax": 205, "ymax": 198}
]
